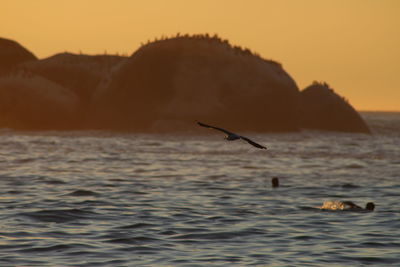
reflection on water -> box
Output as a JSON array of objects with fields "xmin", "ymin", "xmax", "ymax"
[{"xmin": 0, "ymin": 114, "xmax": 399, "ymax": 266}]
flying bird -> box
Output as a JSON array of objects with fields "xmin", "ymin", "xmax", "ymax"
[{"xmin": 197, "ymin": 122, "xmax": 267, "ymax": 149}]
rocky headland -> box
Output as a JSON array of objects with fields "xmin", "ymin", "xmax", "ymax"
[{"xmin": 0, "ymin": 35, "xmax": 370, "ymax": 133}]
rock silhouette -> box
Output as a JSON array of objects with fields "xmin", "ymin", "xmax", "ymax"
[
  {"xmin": 300, "ymin": 82, "xmax": 370, "ymax": 133},
  {"xmin": 0, "ymin": 37, "xmax": 37, "ymax": 75},
  {"xmin": 22, "ymin": 53, "xmax": 126, "ymax": 106},
  {"xmin": 90, "ymin": 35, "xmax": 300, "ymax": 132},
  {"xmin": 0, "ymin": 35, "xmax": 371, "ymax": 133},
  {"xmin": 0, "ymin": 73, "xmax": 78, "ymax": 130}
]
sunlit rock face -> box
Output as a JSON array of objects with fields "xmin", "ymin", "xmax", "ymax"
[
  {"xmin": 300, "ymin": 82, "xmax": 370, "ymax": 133},
  {"xmin": 0, "ymin": 74, "xmax": 79, "ymax": 130},
  {"xmin": 0, "ymin": 38, "xmax": 37, "ymax": 75},
  {"xmin": 91, "ymin": 35, "xmax": 301, "ymax": 132}
]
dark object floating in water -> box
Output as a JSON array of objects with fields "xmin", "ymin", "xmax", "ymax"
[
  {"xmin": 197, "ymin": 121, "xmax": 267, "ymax": 149},
  {"xmin": 340, "ymin": 183, "xmax": 360, "ymax": 189},
  {"xmin": 272, "ymin": 177, "xmax": 279, "ymax": 188},
  {"xmin": 65, "ymin": 189, "xmax": 99, "ymax": 197},
  {"xmin": 319, "ymin": 201, "xmax": 375, "ymax": 211}
]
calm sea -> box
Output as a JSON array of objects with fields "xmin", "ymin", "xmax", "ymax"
[{"xmin": 0, "ymin": 112, "xmax": 399, "ymax": 266}]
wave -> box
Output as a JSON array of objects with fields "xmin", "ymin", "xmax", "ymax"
[
  {"xmin": 19, "ymin": 208, "xmax": 99, "ymax": 223},
  {"xmin": 64, "ymin": 189, "xmax": 100, "ymax": 197},
  {"xmin": 171, "ymin": 227, "xmax": 267, "ymax": 241},
  {"xmin": 20, "ymin": 244, "xmax": 74, "ymax": 253},
  {"xmin": 115, "ymin": 222, "xmax": 159, "ymax": 229}
]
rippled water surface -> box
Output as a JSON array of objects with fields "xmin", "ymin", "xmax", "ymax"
[{"xmin": 1, "ymin": 112, "xmax": 399, "ymax": 266}]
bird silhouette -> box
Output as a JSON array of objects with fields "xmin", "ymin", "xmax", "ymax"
[{"xmin": 197, "ymin": 122, "xmax": 266, "ymax": 149}]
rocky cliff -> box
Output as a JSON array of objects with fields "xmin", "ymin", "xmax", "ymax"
[
  {"xmin": 0, "ymin": 37, "xmax": 37, "ymax": 75},
  {"xmin": 0, "ymin": 35, "xmax": 371, "ymax": 133},
  {"xmin": 90, "ymin": 35, "xmax": 300, "ymax": 132},
  {"xmin": 300, "ymin": 82, "xmax": 370, "ymax": 133}
]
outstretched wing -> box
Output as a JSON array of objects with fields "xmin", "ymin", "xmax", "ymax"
[
  {"xmin": 240, "ymin": 136, "xmax": 267, "ymax": 149},
  {"xmin": 197, "ymin": 122, "xmax": 234, "ymax": 136}
]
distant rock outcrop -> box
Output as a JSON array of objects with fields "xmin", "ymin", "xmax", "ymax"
[
  {"xmin": 0, "ymin": 37, "xmax": 37, "ymax": 75},
  {"xmin": 22, "ymin": 53, "xmax": 127, "ymax": 106},
  {"xmin": 0, "ymin": 35, "xmax": 371, "ymax": 133},
  {"xmin": 90, "ymin": 34, "xmax": 300, "ymax": 132},
  {"xmin": 300, "ymin": 82, "xmax": 370, "ymax": 133},
  {"xmin": 0, "ymin": 74, "xmax": 78, "ymax": 130}
]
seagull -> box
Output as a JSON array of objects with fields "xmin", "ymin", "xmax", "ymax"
[{"xmin": 197, "ymin": 122, "xmax": 267, "ymax": 149}]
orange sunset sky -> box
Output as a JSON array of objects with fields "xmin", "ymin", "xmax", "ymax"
[{"xmin": 1, "ymin": 0, "xmax": 399, "ymax": 111}]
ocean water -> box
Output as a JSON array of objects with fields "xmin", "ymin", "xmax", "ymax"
[{"xmin": 0, "ymin": 112, "xmax": 399, "ymax": 266}]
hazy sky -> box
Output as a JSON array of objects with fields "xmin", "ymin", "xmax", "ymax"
[{"xmin": 1, "ymin": 0, "xmax": 399, "ymax": 111}]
